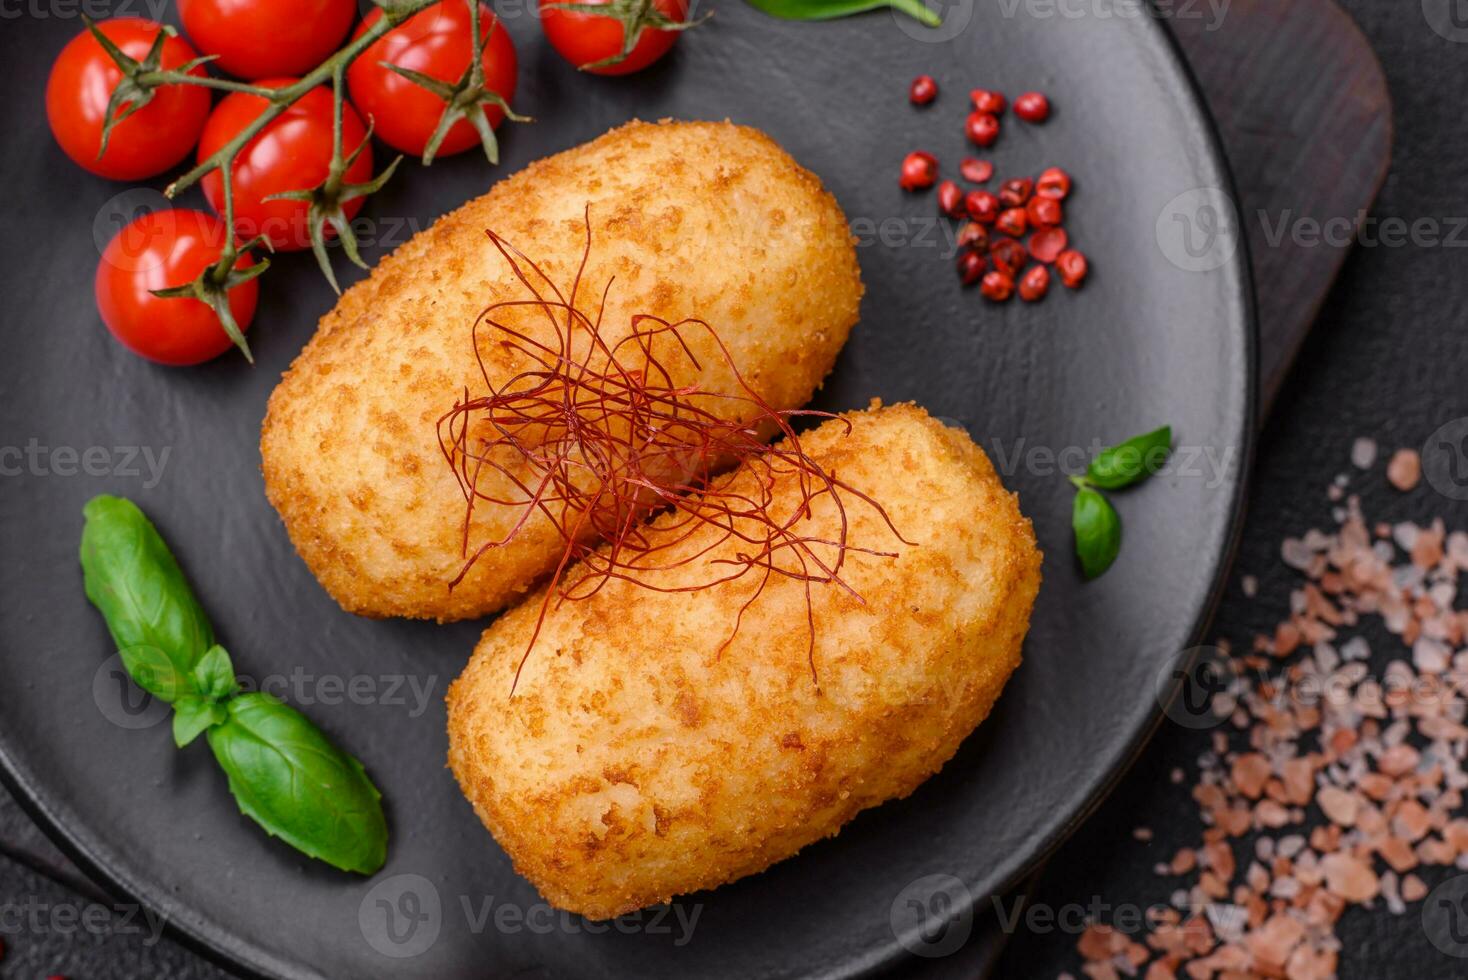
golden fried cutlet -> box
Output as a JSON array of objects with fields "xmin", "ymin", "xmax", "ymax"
[
  {"xmin": 261, "ymin": 120, "xmax": 863, "ymax": 621},
  {"xmin": 447, "ymin": 403, "xmax": 1042, "ymax": 919}
]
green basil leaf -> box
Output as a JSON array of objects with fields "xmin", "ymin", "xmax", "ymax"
[
  {"xmin": 1086, "ymin": 426, "xmax": 1172, "ymax": 490},
  {"xmin": 118, "ymin": 644, "xmax": 192, "ymax": 703},
  {"xmin": 207, "ymin": 693, "xmax": 388, "ymax": 875},
  {"xmin": 173, "ymin": 696, "xmax": 228, "ymax": 748},
  {"xmin": 80, "ymin": 496, "xmax": 214, "ymax": 698},
  {"xmin": 193, "ymin": 645, "xmax": 237, "ymax": 701},
  {"xmin": 1073, "ymin": 487, "xmax": 1122, "ymax": 580},
  {"xmin": 743, "ymin": 0, "xmax": 941, "ymax": 27}
]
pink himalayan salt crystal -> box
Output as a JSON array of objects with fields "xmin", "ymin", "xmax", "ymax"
[
  {"xmin": 1351, "ymin": 437, "xmax": 1378, "ymax": 470},
  {"xmin": 1387, "ymin": 448, "xmax": 1421, "ymax": 491},
  {"xmin": 1231, "ymin": 753, "xmax": 1270, "ymax": 799},
  {"xmin": 1320, "ymin": 852, "xmax": 1379, "ymax": 901},
  {"xmin": 1316, "ymin": 786, "xmax": 1360, "ymax": 826}
]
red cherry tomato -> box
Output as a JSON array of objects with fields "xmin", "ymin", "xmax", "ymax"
[
  {"xmin": 96, "ymin": 209, "xmax": 258, "ymax": 366},
  {"xmin": 198, "ymin": 78, "xmax": 373, "ymax": 252},
  {"xmin": 46, "ymin": 18, "xmax": 212, "ymax": 181},
  {"xmin": 179, "ymin": 0, "xmax": 356, "ymax": 79},
  {"xmin": 539, "ymin": 0, "xmax": 689, "ymax": 76},
  {"xmin": 348, "ymin": 2, "xmax": 517, "ymax": 158}
]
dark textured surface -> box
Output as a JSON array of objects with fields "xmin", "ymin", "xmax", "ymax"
[
  {"xmin": 5, "ymin": 0, "xmax": 1450, "ymax": 956},
  {"xmin": 5, "ymin": 0, "xmax": 1454, "ymax": 974},
  {"xmin": 0, "ymin": 3, "xmax": 1257, "ymax": 980}
]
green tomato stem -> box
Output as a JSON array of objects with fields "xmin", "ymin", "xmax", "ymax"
[{"xmin": 160, "ymin": 0, "xmax": 440, "ymax": 202}]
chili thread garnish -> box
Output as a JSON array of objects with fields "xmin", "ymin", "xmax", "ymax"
[{"xmin": 437, "ymin": 208, "xmax": 909, "ymax": 694}]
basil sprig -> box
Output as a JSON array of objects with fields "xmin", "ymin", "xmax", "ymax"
[
  {"xmin": 209, "ymin": 694, "xmax": 387, "ymax": 875},
  {"xmin": 79, "ymin": 496, "xmax": 388, "ymax": 875},
  {"xmin": 1085, "ymin": 426, "xmax": 1173, "ymax": 490},
  {"xmin": 743, "ymin": 0, "xmax": 942, "ymax": 28},
  {"xmin": 1068, "ymin": 426, "xmax": 1172, "ymax": 580},
  {"xmin": 1071, "ymin": 487, "xmax": 1121, "ymax": 580}
]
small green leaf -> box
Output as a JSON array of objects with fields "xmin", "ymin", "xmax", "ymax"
[
  {"xmin": 173, "ymin": 696, "xmax": 228, "ymax": 748},
  {"xmin": 119, "ymin": 644, "xmax": 192, "ymax": 703},
  {"xmin": 743, "ymin": 0, "xmax": 941, "ymax": 27},
  {"xmin": 1086, "ymin": 426, "xmax": 1172, "ymax": 491},
  {"xmin": 81, "ymin": 497, "xmax": 214, "ymax": 696},
  {"xmin": 193, "ymin": 645, "xmax": 237, "ymax": 701},
  {"xmin": 207, "ymin": 693, "xmax": 388, "ymax": 874},
  {"xmin": 1073, "ymin": 487, "xmax": 1122, "ymax": 580}
]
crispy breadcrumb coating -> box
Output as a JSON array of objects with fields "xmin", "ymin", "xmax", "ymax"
[
  {"xmin": 261, "ymin": 120, "xmax": 863, "ymax": 621},
  {"xmin": 447, "ymin": 403, "xmax": 1042, "ymax": 919}
]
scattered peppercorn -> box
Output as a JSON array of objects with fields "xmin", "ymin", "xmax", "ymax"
[
  {"xmin": 956, "ymin": 222, "xmax": 989, "ymax": 251},
  {"xmin": 1036, "ymin": 166, "xmax": 1072, "ymax": 199},
  {"xmin": 936, "ymin": 179, "xmax": 964, "ymax": 217},
  {"xmin": 980, "ymin": 270, "xmax": 1014, "ymax": 302},
  {"xmin": 990, "ymin": 237, "xmax": 1028, "ymax": 276},
  {"xmin": 909, "ymin": 75, "xmax": 938, "ymax": 106},
  {"xmin": 1014, "ymin": 91, "xmax": 1051, "ymax": 123},
  {"xmin": 898, "ymin": 82, "xmax": 1087, "ymax": 307},
  {"xmin": 957, "ymin": 250, "xmax": 987, "ymax": 286},
  {"xmin": 965, "ymin": 111, "xmax": 1000, "ymax": 147},
  {"xmin": 1056, "ymin": 248, "xmax": 1088, "ymax": 288},
  {"xmin": 996, "ymin": 207, "xmax": 1028, "ymax": 238},
  {"xmin": 969, "ymin": 88, "xmax": 1006, "ymax": 115},
  {"xmin": 960, "ymin": 157, "xmax": 994, "ymax": 183},
  {"xmin": 899, "ymin": 151, "xmax": 938, "ymax": 191},
  {"xmin": 965, "ymin": 190, "xmax": 999, "ymax": 224},
  {"xmin": 999, "ymin": 177, "xmax": 1034, "ymax": 208},
  {"xmin": 1019, "ymin": 264, "xmax": 1050, "ymax": 302},
  {"xmin": 1027, "ymin": 196, "xmax": 1062, "ymax": 228},
  {"xmin": 1028, "ymin": 226, "xmax": 1068, "ymax": 264}
]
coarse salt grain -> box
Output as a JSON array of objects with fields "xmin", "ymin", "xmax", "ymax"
[
  {"xmin": 1387, "ymin": 449, "xmax": 1422, "ymax": 491},
  {"xmin": 1351, "ymin": 437, "xmax": 1378, "ymax": 470}
]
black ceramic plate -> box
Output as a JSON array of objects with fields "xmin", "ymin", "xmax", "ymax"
[{"xmin": 0, "ymin": 2, "xmax": 1253, "ymax": 978}]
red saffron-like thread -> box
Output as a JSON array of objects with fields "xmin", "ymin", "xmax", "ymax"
[{"xmin": 437, "ymin": 207, "xmax": 909, "ymax": 694}]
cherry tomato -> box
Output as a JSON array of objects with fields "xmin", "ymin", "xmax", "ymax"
[
  {"xmin": 46, "ymin": 18, "xmax": 212, "ymax": 181},
  {"xmin": 539, "ymin": 0, "xmax": 689, "ymax": 76},
  {"xmin": 198, "ymin": 78, "xmax": 373, "ymax": 252},
  {"xmin": 96, "ymin": 209, "xmax": 258, "ymax": 366},
  {"xmin": 179, "ymin": 0, "xmax": 356, "ymax": 79},
  {"xmin": 348, "ymin": 2, "xmax": 517, "ymax": 158}
]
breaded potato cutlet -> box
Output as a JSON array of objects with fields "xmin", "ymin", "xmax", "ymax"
[
  {"xmin": 261, "ymin": 119, "xmax": 863, "ymax": 621},
  {"xmin": 447, "ymin": 403, "xmax": 1042, "ymax": 919}
]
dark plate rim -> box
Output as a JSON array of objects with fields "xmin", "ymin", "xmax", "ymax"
[
  {"xmin": 847, "ymin": 6, "xmax": 1260, "ymax": 977},
  {"xmin": 0, "ymin": 9, "xmax": 1258, "ymax": 980}
]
